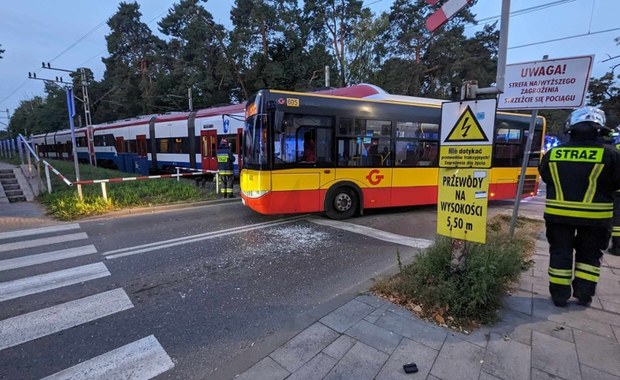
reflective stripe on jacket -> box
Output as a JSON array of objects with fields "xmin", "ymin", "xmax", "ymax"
[
  {"xmin": 217, "ymin": 147, "xmax": 235, "ymax": 175},
  {"xmin": 539, "ymin": 140, "xmax": 620, "ymax": 225}
]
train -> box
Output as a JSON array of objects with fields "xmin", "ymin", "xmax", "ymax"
[{"xmin": 24, "ymin": 84, "xmax": 388, "ymax": 176}]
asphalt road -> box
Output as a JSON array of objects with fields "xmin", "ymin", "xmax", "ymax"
[{"xmin": 0, "ymin": 200, "xmax": 481, "ymax": 379}]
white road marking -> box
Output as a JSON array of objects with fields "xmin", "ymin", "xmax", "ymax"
[
  {"xmin": 0, "ymin": 245, "xmax": 98, "ymax": 272},
  {"xmin": 0, "ymin": 262, "xmax": 110, "ymax": 302},
  {"xmin": 104, "ymin": 216, "xmax": 306, "ymax": 260},
  {"xmin": 307, "ymin": 217, "xmax": 433, "ymax": 249},
  {"xmin": 0, "ymin": 224, "xmax": 80, "ymax": 241},
  {"xmin": 0, "ymin": 233, "xmax": 88, "ymax": 253},
  {"xmin": 42, "ymin": 335, "xmax": 174, "ymax": 380},
  {"xmin": 0, "ymin": 288, "xmax": 133, "ymax": 351}
]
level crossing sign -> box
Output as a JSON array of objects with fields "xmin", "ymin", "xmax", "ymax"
[{"xmin": 437, "ymin": 99, "xmax": 496, "ymax": 243}]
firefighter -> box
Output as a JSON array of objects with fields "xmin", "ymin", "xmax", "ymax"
[
  {"xmin": 538, "ymin": 106, "xmax": 620, "ymax": 307},
  {"xmin": 216, "ymin": 138, "xmax": 235, "ymax": 198},
  {"xmin": 610, "ymin": 126, "xmax": 620, "ymax": 256}
]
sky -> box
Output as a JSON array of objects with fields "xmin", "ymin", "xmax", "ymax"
[{"xmin": 1, "ymin": 0, "xmax": 619, "ymax": 129}]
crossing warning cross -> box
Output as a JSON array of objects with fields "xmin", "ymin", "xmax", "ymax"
[{"xmin": 426, "ymin": 0, "xmax": 472, "ymax": 32}]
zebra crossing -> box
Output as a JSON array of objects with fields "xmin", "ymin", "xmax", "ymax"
[{"xmin": 0, "ymin": 224, "xmax": 174, "ymax": 379}]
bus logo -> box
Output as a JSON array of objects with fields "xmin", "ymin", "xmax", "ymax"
[{"xmin": 366, "ymin": 169, "xmax": 384, "ymax": 185}]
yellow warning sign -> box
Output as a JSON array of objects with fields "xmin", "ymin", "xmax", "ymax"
[
  {"xmin": 437, "ymin": 168, "xmax": 490, "ymax": 243},
  {"xmin": 444, "ymin": 106, "xmax": 489, "ymax": 143}
]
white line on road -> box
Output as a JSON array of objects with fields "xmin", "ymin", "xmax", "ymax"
[
  {"xmin": 0, "ymin": 233, "xmax": 88, "ymax": 253},
  {"xmin": 0, "ymin": 288, "xmax": 133, "ymax": 351},
  {"xmin": 0, "ymin": 224, "xmax": 80, "ymax": 241},
  {"xmin": 0, "ymin": 262, "xmax": 110, "ymax": 302},
  {"xmin": 104, "ymin": 216, "xmax": 306, "ymax": 260},
  {"xmin": 42, "ymin": 335, "xmax": 174, "ymax": 380},
  {"xmin": 307, "ymin": 217, "xmax": 433, "ymax": 249},
  {"xmin": 0, "ymin": 245, "xmax": 98, "ymax": 272}
]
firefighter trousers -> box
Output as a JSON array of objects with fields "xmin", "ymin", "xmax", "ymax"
[
  {"xmin": 611, "ymin": 191, "xmax": 620, "ymax": 252},
  {"xmin": 545, "ymin": 221, "xmax": 608, "ymax": 302},
  {"xmin": 219, "ymin": 174, "xmax": 234, "ymax": 197}
]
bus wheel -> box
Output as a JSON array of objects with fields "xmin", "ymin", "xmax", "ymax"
[{"xmin": 326, "ymin": 187, "xmax": 357, "ymax": 220}]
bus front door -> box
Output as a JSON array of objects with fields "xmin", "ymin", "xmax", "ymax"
[{"xmin": 200, "ymin": 129, "xmax": 218, "ymax": 171}]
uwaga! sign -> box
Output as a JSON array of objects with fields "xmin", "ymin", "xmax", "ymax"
[{"xmin": 498, "ymin": 55, "xmax": 594, "ymax": 110}]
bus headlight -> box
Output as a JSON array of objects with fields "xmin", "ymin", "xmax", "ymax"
[{"xmin": 242, "ymin": 189, "xmax": 269, "ymax": 198}]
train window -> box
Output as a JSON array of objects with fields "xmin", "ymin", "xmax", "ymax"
[
  {"xmin": 172, "ymin": 138, "xmax": 186, "ymax": 153},
  {"xmin": 94, "ymin": 134, "xmax": 115, "ymax": 147},
  {"xmin": 126, "ymin": 140, "xmax": 136, "ymax": 153},
  {"xmin": 76, "ymin": 137, "xmax": 87, "ymax": 147},
  {"xmin": 158, "ymin": 138, "xmax": 169, "ymax": 153},
  {"xmin": 116, "ymin": 137, "xmax": 125, "ymax": 153}
]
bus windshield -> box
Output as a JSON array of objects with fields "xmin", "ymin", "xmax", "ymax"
[{"xmin": 243, "ymin": 113, "xmax": 268, "ymax": 168}]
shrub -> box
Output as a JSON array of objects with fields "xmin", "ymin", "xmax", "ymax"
[{"xmin": 372, "ymin": 214, "xmax": 541, "ymax": 329}]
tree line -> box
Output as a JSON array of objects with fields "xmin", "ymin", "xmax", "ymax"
[{"xmin": 3, "ymin": 0, "xmax": 619, "ymax": 139}]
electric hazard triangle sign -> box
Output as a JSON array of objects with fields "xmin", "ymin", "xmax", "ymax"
[{"xmin": 444, "ymin": 106, "xmax": 489, "ymax": 142}]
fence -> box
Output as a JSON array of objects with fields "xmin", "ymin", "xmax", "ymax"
[{"xmin": 1, "ymin": 135, "xmax": 221, "ymax": 201}]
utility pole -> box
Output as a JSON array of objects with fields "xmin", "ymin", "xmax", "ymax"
[
  {"xmin": 188, "ymin": 87, "xmax": 193, "ymax": 112},
  {"xmin": 40, "ymin": 63, "xmax": 95, "ymax": 166},
  {"xmin": 79, "ymin": 67, "xmax": 95, "ymax": 166}
]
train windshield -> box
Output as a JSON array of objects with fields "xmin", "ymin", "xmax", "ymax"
[{"xmin": 243, "ymin": 95, "xmax": 268, "ymax": 169}]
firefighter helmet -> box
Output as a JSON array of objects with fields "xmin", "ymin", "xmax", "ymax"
[{"xmin": 565, "ymin": 106, "xmax": 607, "ymax": 134}]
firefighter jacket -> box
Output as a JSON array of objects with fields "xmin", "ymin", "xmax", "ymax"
[
  {"xmin": 539, "ymin": 138, "xmax": 620, "ymax": 226},
  {"xmin": 217, "ymin": 147, "xmax": 235, "ymax": 176}
]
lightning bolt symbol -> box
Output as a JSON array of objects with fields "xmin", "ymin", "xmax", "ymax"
[{"xmin": 460, "ymin": 117, "xmax": 470, "ymax": 137}]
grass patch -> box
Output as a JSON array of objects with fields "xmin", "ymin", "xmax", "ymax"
[
  {"xmin": 5, "ymin": 158, "xmax": 214, "ymax": 220},
  {"xmin": 372, "ymin": 214, "xmax": 542, "ymax": 330}
]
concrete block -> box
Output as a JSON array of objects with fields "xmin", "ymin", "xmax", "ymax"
[
  {"xmin": 355, "ymin": 293, "xmax": 387, "ymax": 309},
  {"xmin": 323, "ymin": 341, "xmax": 388, "ymax": 380},
  {"xmin": 286, "ymin": 353, "xmax": 336, "ymax": 380},
  {"xmin": 531, "ymin": 331, "xmax": 580, "ymax": 380},
  {"xmin": 322, "ymin": 335, "xmax": 356, "ymax": 361},
  {"xmin": 488, "ymin": 310, "xmax": 533, "ymax": 346},
  {"xmin": 531, "ymin": 368, "xmax": 564, "ymax": 380},
  {"xmin": 319, "ymin": 299, "xmax": 375, "ymax": 333},
  {"xmin": 270, "ymin": 322, "xmax": 339, "ymax": 373},
  {"xmin": 613, "ymin": 325, "xmax": 620, "ymax": 345},
  {"xmin": 345, "ymin": 319, "xmax": 402, "ymax": 354},
  {"xmin": 574, "ymin": 329, "xmax": 620, "ymax": 376},
  {"xmin": 547, "ymin": 309, "xmax": 616, "ymax": 339},
  {"xmin": 430, "ymin": 335, "xmax": 485, "ymax": 380},
  {"xmin": 600, "ymin": 299, "xmax": 620, "ymax": 315},
  {"xmin": 526, "ymin": 320, "xmax": 574, "ymax": 343},
  {"xmin": 375, "ymin": 338, "xmax": 438, "ymax": 380},
  {"xmin": 504, "ymin": 290, "xmax": 532, "ymax": 315},
  {"xmin": 235, "ymin": 357, "xmax": 289, "ymax": 380},
  {"xmin": 482, "ymin": 333, "xmax": 531, "ymax": 380},
  {"xmin": 581, "ymin": 365, "xmax": 620, "ymax": 380},
  {"xmin": 479, "ymin": 373, "xmax": 502, "ymax": 380},
  {"xmin": 364, "ymin": 302, "xmax": 390, "ymax": 324},
  {"xmin": 375, "ymin": 311, "xmax": 447, "ymax": 350}
]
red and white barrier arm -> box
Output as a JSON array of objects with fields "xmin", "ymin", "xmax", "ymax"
[
  {"xmin": 74, "ymin": 170, "xmax": 218, "ymax": 185},
  {"xmin": 426, "ymin": 0, "xmax": 472, "ymax": 32},
  {"xmin": 42, "ymin": 160, "xmax": 73, "ymax": 186}
]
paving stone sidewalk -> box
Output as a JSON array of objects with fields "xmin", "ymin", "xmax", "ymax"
[{"xmin": 237, "ymin": 220, "xmax": 620, "ymax": 380}]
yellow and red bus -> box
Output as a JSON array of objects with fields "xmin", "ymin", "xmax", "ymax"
[{"xmin": 240, "ymin": 89, "xmax": 545, "ymax": 219}]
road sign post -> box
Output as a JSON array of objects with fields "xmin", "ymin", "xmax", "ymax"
[
  {"xmin": 437, "ymin": 99, "xmax": 496, "ymax": 270},
  {"xmin": 66, "ymin": 87, "xmax": 83, "ymax": 200}
]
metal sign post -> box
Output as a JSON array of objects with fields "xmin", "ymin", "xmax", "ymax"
[{"xmin": 66, "ymin": 87, "xmax": 83, "ymax": 200}]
